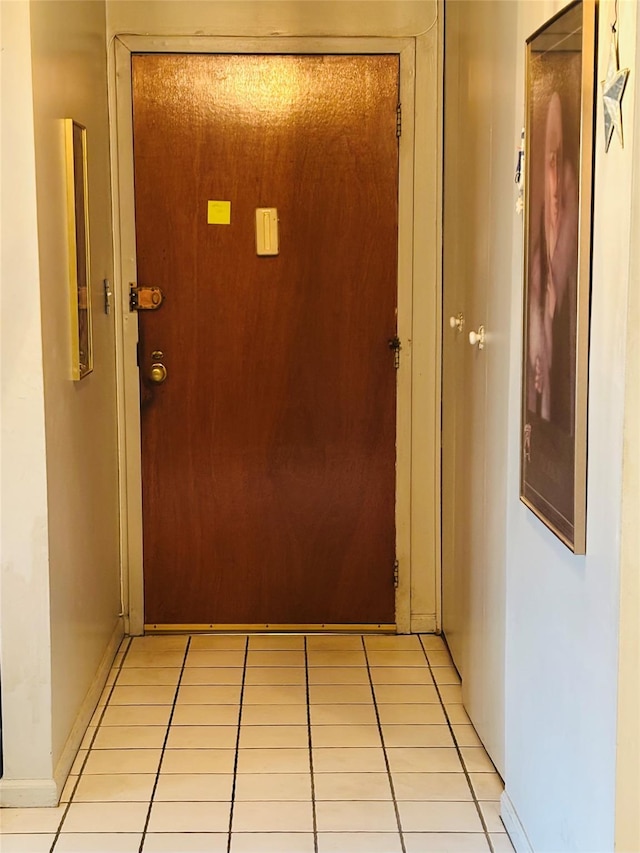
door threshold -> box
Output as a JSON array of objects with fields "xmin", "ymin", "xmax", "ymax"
[{"xmin": 144, "ymin": 623, "xmax": 397, "ymax": 634}]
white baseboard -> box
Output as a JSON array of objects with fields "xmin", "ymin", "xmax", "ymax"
[
  {"xmin": 410, "ymin": 612, "xmax": 438, "ymax": 633},
  {"xmin": 52, "ymin": 617, "xmax": 124, "ymax": 798},
  {"xmin": 501, "ymin": 789, "xmax": 534, "ymax": 853},
  {"xmin": 0, "ymin": 777, "xmax": 59, "ymax": 808},
  {"xmin": 0, "ymin": 619, "xmax": 124, "ymax": 808}
]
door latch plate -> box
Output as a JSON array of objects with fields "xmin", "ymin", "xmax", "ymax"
[
  {"xmin": 388, "ymin": 336, "xmax": 401, "ymax": 369},
  {"xmin": 130, "ymin": 284, "xmax": 165, "ymax": 311}
]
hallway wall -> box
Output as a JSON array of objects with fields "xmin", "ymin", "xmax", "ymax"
[
  {"xmin": 502, "ymin": 1, "xmax": 638, "ymax": 851},
  {"xmin": 29, "ymin": 0, "xmax": 122, "ymax": 774},
  {"xmin": 0, "ymin": 0, "xmax": 55, "ymax": 796},
  {"xmin": 0, "ymin": 0, "xmax": 122, "ymax": 805},
  {"xmin": 442, "ymin": 0, "xmax": 638, "ymax": 849},
  {"xmin": 106, "ymin": 0, "xmax": 436, "ymax": 39},
  {"xmin": 615, "ymin": 12, "xmax": 640, "ymax": 845}
]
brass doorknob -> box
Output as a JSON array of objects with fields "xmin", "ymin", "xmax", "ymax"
[{"xmin": 149, "ymin": 362, "xmax": 167, "ymax": 384}]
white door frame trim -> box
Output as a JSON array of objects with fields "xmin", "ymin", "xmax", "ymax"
[{"xmin": 108, "ymin": 33, "xmax": 441, "ymax": 635}]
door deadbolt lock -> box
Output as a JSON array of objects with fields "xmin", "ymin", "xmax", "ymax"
[
  {"xmin": 130, "ymin": 284, "xmax": 165, "ymax": 311},
  {"xmin": 149, "ymin": 362, "xmax": 167, "ymax": 384}
]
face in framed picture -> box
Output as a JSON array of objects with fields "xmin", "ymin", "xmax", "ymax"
[
  {"xmin": 520, "ymin": 0, "xmax": 596, "ymax": 553},
  {"xmin": 527, "ymin": 87, "xmax": 579, "ymax": 432}
]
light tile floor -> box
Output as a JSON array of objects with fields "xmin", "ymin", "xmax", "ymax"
[{"xmin": 1, "ymin": 634, "xmax": 515, "ymax": 853}]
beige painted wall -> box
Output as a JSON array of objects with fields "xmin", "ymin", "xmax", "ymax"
[
  {"xmin": 107, "ymin": 0, "xmax": 437, "ymax": 38},
  {"xmin": 615, "ymin": 7, "xmax": 640, "ymax": 847},
  {"xmin": 0, "ymin": 0, "xmax": 122, "ymax": 804},
  {"xmin": 29, "ymin": 0, "xmax": 122, "ymax": 773},
  {"xmin": 0, "ymin": 0, "xmax": 55, "ymax": 797}
]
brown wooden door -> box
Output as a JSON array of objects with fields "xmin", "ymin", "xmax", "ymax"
[{"xmin": 132, "ymin": 54, "xmax": 399, "ymax": 627}]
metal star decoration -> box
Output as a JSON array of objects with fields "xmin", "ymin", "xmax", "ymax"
[{"xmin": 602, "ymin": 27, "xmax": 630, "ymax": 151}]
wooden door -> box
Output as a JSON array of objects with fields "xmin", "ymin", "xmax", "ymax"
[
  {"xmin": 132, "ymin": 54, "xmax": 400, "ymax": 628},
  {"xmin": 442, "ymin": 1, "xmax": 516, "ymax": 774}
]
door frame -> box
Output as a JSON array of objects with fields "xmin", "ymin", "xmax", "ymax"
[{"xmin": 109, "ymin": 34, "xmax": 442, "ymax": 636}]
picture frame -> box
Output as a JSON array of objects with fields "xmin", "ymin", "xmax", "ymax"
[
  {"xmin": 520, "ymin": 0, "xmax": 597, "ymax": 554},
  {"xmin": 64, "ymin": 118, "xmax": 93, "ymax": 380}
]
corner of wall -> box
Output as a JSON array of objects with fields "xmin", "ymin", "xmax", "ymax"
[
  {"xmin": 0, "ymin": 0, "xmax": 55, "ymax": 795},
  {"xmin": 28, "ymin": 0, "xmax": 122, "ymax": 773},
  {"xmin": 615, "ymin": 6, "xmax": 640, "ymax": 849},
  {"xmin": 53, "ymin": 618, "xmax": 124, "ymax": 797}
]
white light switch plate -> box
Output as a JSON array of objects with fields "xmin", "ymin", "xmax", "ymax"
[{"xmin": 256, "ymin": 208, "xmax": 279, "ymax": 256}]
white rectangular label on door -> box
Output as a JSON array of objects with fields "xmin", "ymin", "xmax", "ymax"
[{"xmin": 256, "ymin": 208, "xmax": 279, "ymax": 256}]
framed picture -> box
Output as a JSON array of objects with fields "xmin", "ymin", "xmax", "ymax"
[
  {"xmin": 64, "ymin": 118, "xmax": 93, "ymax": 380},
  {"xmin": 520, "ymin": 0, "xmax": 597, "ymax": 554}
]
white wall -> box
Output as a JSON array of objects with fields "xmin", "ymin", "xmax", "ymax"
[
  {"xmin": 0, "ymin": 0, "xmax": 122, "ymax": 804},
  {"xmin": 442, "ymin": 0, "xmax": 638, "ymax": 847},
  {"xmin": 0, "ymin": 0, "xmax": 55, "ymax": 798},
  {"xmin": 502, "ymin": 1, "xmax": 638, "ymax": 851}
]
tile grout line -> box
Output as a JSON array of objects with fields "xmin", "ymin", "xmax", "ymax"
[
  {"xmin": 31, "ymin": 633, "xmax": 502, "ymax": 851},
  {"xmin": 225, "ymin": 635, "xmax": 250, "ymax": 853},
  {"xmin": 361, "ymin": 635, "xmax": 407, "ymax": 853},
  {"xmin": 48, "ymin": 635, "xmax": 133, "ymax": 853},
  {"xmin": 304, "ymin": 636, "xmax": 319, "ymax": 853},
  {"xmin": 136, "ymin": 635, "xmax": 192, "ymax": 853},
  {"xmin": 417, "ymin": 634, "xmax": 495, "ymax": 853}
]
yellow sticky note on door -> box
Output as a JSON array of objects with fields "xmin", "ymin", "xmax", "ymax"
[{"xmin": 207, "ymin": 200, "xmax": 231, "ymax": 225}]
